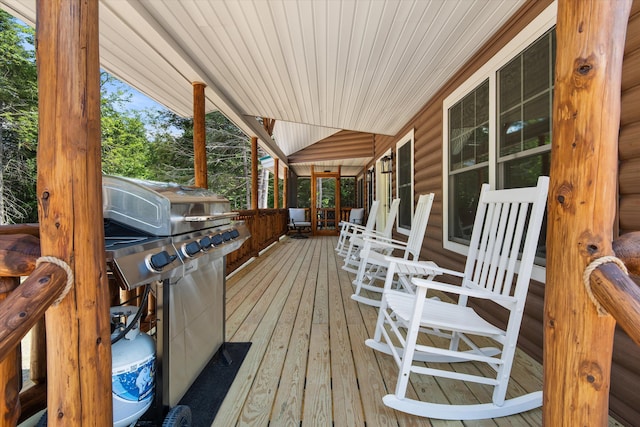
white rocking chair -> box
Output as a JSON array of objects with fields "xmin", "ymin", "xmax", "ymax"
[
  {"xmin": 341, "ymin": 198, "xmax": 400, "ymax": 267},
  {"xmin": 335, "ymin": 201, "xmax": 380, "ymax": 257},
  {"xmin": 350, "ymin": 193, "xmax": 434, "ymax": 307},
  {"xmin": 365, "ymin": 176, "xmax": 549, "ymax": 420}
]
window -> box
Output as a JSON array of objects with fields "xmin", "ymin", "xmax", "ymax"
[
  {"xmin": 396, "ymin": 129, "xmax": 414, "ymax": 235},
  {"xmin": 296, "ymin": 177, "xmax": 311, "ymax": 207},
  {"xmin": 340, "ymin": 177, "xmax": 356, "ymax": 208},
  {"xmin": 366, "ymin": 167, "xmax": 374, "ymax": 211},
  {"xmin": 443, "ymin": 3, "xmax": 556, "ymax": 283}
]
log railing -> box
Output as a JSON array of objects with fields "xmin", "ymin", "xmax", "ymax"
[
  {"xmin": 587, "ymin": 232, "xmax": 640, "ymax": 346},
  {"xmin": 227, "ymin": 209, "xmax": 288, "ymax": 273},
  {"xmin": 0, "ymin": 230, "xmax": 69, "ymax": 424},
  {"xmin": 0, "ymin": 210, "xmax": 288, "ymax": 423}
]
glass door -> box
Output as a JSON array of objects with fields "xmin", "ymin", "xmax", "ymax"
[{"xmin": 311, "ymin": 169, "xmax": 341, "ymax": 236}]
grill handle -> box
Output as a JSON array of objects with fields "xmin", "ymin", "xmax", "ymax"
[{"xmin": 183, "ymin": 212, "xmax": 239, "ymax": 222}]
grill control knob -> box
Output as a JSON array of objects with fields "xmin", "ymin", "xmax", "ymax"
[
  {"xmin": 222, "ymin": 231, "xmax": 232, "ymax": 241},
  {"xmin": 199, "ymin": 236, "xmax": 212, "ymax": 249},
  {"xmin": 211, "ymin": 234, "xmax": 224, "ymax": 246},
  {"xmin": 147, "ymin": 251, "xmax": 177, "ymax": 272},
  {"xmin": 230, "ymin": 229, "xmax": 240, "ymax": 239},
  {"xmin": 181, "ymin": 241, "xmax": 202, "ymax": 257}
]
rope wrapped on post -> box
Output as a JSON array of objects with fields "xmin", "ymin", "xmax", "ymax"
[
  {"xmin": 35, "ymin": 256, "xmax": 74, "ymax": 306},
  {"xmin": 583, "ymin": 255, "xmax": 629, "ymax": 317}
]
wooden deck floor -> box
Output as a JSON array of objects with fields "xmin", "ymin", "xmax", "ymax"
[{"xmin": 212, "ymin": 236, "xmax": 619, "ymax": 427}]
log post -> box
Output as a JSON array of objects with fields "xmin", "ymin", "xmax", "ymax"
[
  {"xmin": 251, "ymin": 137, "xmax": 258, "ymax": 211},
  {"xmin": 0, "ymin": 277, "xmax": 21, "ymax": 426},
  {"xmin": 29, "ymin": 318, "xmax": 47, "ymax": 385},
  {"xmin": 544, "ymin": 1, "xmax": 632, "ymax": 425},
  {"xmin": 36, "ymin": 0, "xmax": 112, "ymax": 425},
  {"xmin": 193, "ymin": 82, "xmax": 208, "ymax": 189},
  {"xmin": 283, "ymin": 166, "xmax": 288, "ymax": 209},
  {"xmin": 273, "ymin": 158, "xmax": 279, "ymax": 209}
]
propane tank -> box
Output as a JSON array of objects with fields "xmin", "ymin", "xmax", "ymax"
[{"xmin": 110, "ymin": 306, "xmax": 156, "ymax": 427}]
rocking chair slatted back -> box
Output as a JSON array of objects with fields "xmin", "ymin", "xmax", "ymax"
[
  {"xmin": 404, "ymin": 194, "xmax": 434, "ymax": 261},
  {"xmin": 465, "ymin": 181, "xmax": 548, "ymax": 302},
  {"xmin": 364, "ymin": 201, "xmax": 381, "ymax": 231}
]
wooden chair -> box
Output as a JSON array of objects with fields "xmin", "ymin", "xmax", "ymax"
[
  {"xmin": 366, "ymin": 176, "xmax": 549, "ymax": 420},
  {"xmin": 335, "ymin": 201, "xmax": 380, "ymax": 257},
  {"xmin": 288, "ymin": 208, "xmax": 311, "ymax": 239},
  {"xmin": 349, "ymin": 194, "xmax": 434, "ymax": 307}
]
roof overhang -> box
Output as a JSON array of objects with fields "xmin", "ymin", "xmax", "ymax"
[{"xmin": 0, "ymin": 0, "xmax": 527, "ymax": 175}]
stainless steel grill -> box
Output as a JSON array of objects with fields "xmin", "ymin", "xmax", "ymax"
[
  {"xmin": 102, "ymin": 175, "xmax": 251, "ymax": 415},
  {"xmin": 103, "ymin": 175, "xmax": 249, "ymax": 290}
]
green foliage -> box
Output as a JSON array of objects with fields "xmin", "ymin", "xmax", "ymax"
[
  {"xmin": 0, "ymin": 11, "xmax": 259, "ymax": 222},
  {"xmin": 0, "ymin": 10, "xmax": 38, "ymax": 224},
  {"xmin": 100, "ymin": 74, "xmax": 152, "ymax": 178},
  {"xmin": 146, "ymin": 110, "xmax": 257, "ymax": 209}
]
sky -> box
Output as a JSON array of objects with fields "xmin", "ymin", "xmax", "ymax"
[
  {"xmin": 102, "ymin": 75, "xmax": 169, "ymax": 114},
  {"xmin": 13, "ymin": 14, "xmax": 164, "ymax": 115}
]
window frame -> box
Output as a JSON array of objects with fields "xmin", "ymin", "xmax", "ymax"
[
  {"xmin": 395, "ymin": 129, "xmax": 415, "ymax": 236},
  {"xmin": 442, "ymin": 2, "xmax": 556, "ymax": 283}
]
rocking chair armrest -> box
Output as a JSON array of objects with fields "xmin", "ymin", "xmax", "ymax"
[
  {"xmin": 343, "ymin": 223, "xmax": 368, "ymax": 234},
  {"xmin": 384, "ymin": 256, "xmax": 464, "ymax": 278},
  {"xmin": 362, "ymin": 235, "xmax": 408, "ymax": 250},
  {"xmin": 411, "ymin": 277, "xmax": 517, "ymax": 305},
  {"xmin": 360, "ymin": 228, "xmax": 390, "ymax": 239}
]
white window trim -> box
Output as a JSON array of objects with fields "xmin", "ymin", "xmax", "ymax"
[
  {"xmin": 441, "ymin": 1, "xmax": 556, "ymax": 283},
  {"xmin": 376, "ymin": 151, "xmax": 393, "ymax": 232},
  {"xmin": 396, "ymin": 129, "xmax": 415, "ymax": 236}
]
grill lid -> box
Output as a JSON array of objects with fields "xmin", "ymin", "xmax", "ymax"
[{"xmin": 103, "ymin": 175, "xmax": 235, "ymax": 236}]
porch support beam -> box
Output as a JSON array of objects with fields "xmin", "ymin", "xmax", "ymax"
[
  {"xmin": 251, "ymin": 136, "xmax": 258, "ymax": 210},
  {"xmin": 545, "ymin": 1, "xmax": 631, "ymax": 425},
  {"xmin": 193, "ymin": 82, "xmax": 207, "ymax": 188},
  {"xmin": 283, "ymin": 166, "xmax": 288, "ymax": 208},
  {"xmin": 273, "ymin": 158, "xmax": 279, "ymax": 209},
  {"xmin": 36, "ymin": 0, "xmax": 112, "ymax": 424}
]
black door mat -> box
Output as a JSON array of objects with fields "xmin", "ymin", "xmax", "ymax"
[{"xmin": 178, "ymin": 342, "xmax": 252, "ymax": 427}]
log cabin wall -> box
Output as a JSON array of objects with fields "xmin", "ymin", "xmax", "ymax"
[
  {"xmin": 371, "ymin": 0, "xmax": 640, "ymax": 424},
  {"xmin": 611, "ymin": 2, "xmax": 640, "ymax": 425},
  {"xmin": 288, "ymin": 130, "xmax": 374, "ymax": 164}
]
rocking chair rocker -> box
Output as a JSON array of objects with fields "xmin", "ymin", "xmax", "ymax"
[{"xmin": 365, "ymin": 176, "xmax": 549, "ymax": 420}]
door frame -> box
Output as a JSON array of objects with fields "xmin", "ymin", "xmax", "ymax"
[{"xmin": 311, "ymin": 166, "xmax": 341, "ymax": 236}]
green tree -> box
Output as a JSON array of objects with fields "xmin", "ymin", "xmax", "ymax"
[
  {"xmin": 100, "ymin": 73, "xmax": 153, "ymax": 179},
  {"xmin": 147, "ymin": 110, "xmax": 259, "ymax": 209},
  {"xmin": 0, "ymin": 11, "xmax": 38, "ymax": 224}
]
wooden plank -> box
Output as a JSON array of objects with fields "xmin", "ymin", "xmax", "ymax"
[
  {"xmin": 326, "ymin": 238, "xmax": 366, "ymax": 426},
  {"xmin": 302, "ymin": 324, "xmax": 332, "ymax": 425},
  {"xmin": 348, "ymin": 323, "xmax": 400, "ymax": 426},
  {"xmin": 270, "ymin": 239, "xmax": 323, "ymax": 425},
  {"xmin": 312, "ymin": 237, "xmax": 329, "ymax": 324},
  {"xmin": 237, "ymin": 238, "xmax": 315, "ymax": 425},
  {"xmin": 212, "ymin": 238, "xmax": 318, "ymax": 427},
  {"xmin": 226, "ymin": 240, "xmax": 299, "ymax": 339}
]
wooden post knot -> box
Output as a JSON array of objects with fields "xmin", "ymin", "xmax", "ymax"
[
  {"xmin": 35, "ymin": 256, "xmax": 74, "ymax": 306},
  {"xmin": 583, "ymin": 256, "xmax": 629, "ymax": 317}
]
